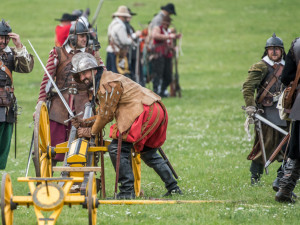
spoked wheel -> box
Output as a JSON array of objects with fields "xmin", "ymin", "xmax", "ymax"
[
  {"xmin": 1, "ymin": 173, "xmax": 14, "ymax": 225},
  {"xmin": 33, "ymin": 101, "xmax": 52, "ymax": 177},
  {"xmin": 88, "ymin": 172, "xmax": 98, "ymax": 225}
]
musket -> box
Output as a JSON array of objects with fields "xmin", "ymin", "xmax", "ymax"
[
  {"xmin": 25, "ymin": 132, "xmax": 34, "ymax": 177},
  {"xmin": 28, "ymin": 40, "xmax": 75, "ymax": 119},
  {"xmin": 91, "ymin": 0, "xmax": 104, "ymax": 27},
  {"xmin": 158, "ymin": 147, "xmax": 178, "ymax": 179},
  {"xmin": 135, "ymin": 38, "xmax": 141, "ymax": 84},
  {"xmin": 265, "ymin": 133, "xmax": 290, "ymax": 168}
]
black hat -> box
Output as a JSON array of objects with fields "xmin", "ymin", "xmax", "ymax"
[
  {"xmin": 161, "ymin": 3, "xmax": 176, "ymax": 15},
  {"xmin": 55, "ymin": 13, "xmax": 78, "ymax": 22},
  {"xmin": 127, "ymin": 7, "xmax": 137, "ymax": 16}
]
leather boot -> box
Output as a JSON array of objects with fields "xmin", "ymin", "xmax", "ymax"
[
  {"xmin": 141, "ymin": 146, "xmax": 181, "ymax": 196},
  {"xmin": 272, "ymin": 164, "xmax": 285, "ymax": 192},
  {"xmin": 275, "ymin": 158, "xmax": 300, "ymax": 203},
  {"xmin": 250, "ymin": 161, "xmax": 264, "ymax": 185},
  {"xmin": 108, "ymin": 139, "xmax": 135, "ymax": 199}
]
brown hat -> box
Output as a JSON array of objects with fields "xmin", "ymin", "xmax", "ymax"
[{"xmin": 112, "ymin": 6, "xmax": 132, "ymax": 18}]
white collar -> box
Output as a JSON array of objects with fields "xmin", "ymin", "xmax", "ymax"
[
  {"xmin": 3, "ymin": 46, "xmax": 12, "ymax": 53},
  {"xmin": 263, "ymin": 55, "xmax": 285, "ymax": 66},
  {"xmin": 64, "ymin": 43, "xmax": 86, "ymax": 53}
]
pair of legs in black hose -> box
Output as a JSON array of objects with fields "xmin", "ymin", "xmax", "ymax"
[{"xmin": 108, "ymin": 139, "xmax": 181, "ymax": 199}]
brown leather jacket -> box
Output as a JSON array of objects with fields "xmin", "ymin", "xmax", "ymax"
[
  {"xmin": 49, "ymin": 47, "xmax": 94, "ymax": 124},
  {"xmin": 91, "ymin": 71, "xmax": 161, "ymax": 134}
]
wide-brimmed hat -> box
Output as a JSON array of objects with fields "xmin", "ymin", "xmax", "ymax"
[
  {"xmin": 161, "ymin": 3, "xmax": 176, "ymax": 15},
  {"xmin": 55, "ymin": 13, "xmax": 78, "ymax": 22},
  {"xmin": 112, "ymin": 6, "xmax": 132, "ymax": 18}
]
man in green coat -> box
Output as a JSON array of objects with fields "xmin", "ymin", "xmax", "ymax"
[
  {"xmin": 242, "ymin": 34, "xmax": 288, "ymax": 188},
  {"xmin": 0, "ymin": 19, "xmax": 34, "ymax": 169}
]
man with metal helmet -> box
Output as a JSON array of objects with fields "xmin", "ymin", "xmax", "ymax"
[
  {"xmin": 275, "ymin": 36, "xmax": 300, "ymax": 203},
  {"xmin": 35, "ymin": 17, "xmax": 105, "ymax": 165},
  {"xmin": 242, "ymin": 33, "xmax": 288, "ymax": 187},
  {"xmin": 0, "ymin": 19, "xmax": 34, "ymax": 169},
  {"xmin": 70, "ymin": 52, "xmax": 182, "ymax": 199}
]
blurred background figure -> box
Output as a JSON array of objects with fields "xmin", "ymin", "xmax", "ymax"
[
  {"xmin": 151, "ymin": 15, "xmax": 180, "ymax": 97},
  {"xmin": 55, "ymin": 13, "xmax": 78, "ymax": 47},
  {"xmin": 106, "ymin": 6, "xmax": 135, "ymax": 80},
  {"xmin": 125, "ymin": 7, "xmax": 143, "ymax": 85}
]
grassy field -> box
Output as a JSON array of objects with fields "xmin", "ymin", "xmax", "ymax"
[{"xmin": 1, "ymin": 0, "xmax": 300, "ymax": 224}]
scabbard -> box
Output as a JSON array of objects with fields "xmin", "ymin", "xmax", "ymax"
[
  {"xmin": 158, "ymin": 147, "xmax": 178, "ymax": 179},
  {"xmin": 114, "ymin": 133, "xmax": 122, "ymax": 198},
  {"xmin": 255, "ymin": 120, "xmax": 269, "ymax": 175}
]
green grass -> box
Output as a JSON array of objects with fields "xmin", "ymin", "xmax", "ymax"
[{"xmin": 1, "ymin": 0, "xmax": 300, "ymax": 224}]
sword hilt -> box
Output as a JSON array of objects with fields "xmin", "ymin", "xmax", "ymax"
[{"xmin": 63, "ymin": 111, "xmax": 83, "ymax": 124}]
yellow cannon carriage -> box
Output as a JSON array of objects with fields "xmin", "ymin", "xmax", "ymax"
[{"xmin": 31, "ymin": 101, "xmax": 141, "ymax": 198}]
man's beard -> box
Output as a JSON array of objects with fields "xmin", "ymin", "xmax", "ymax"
[{"xmin": 83, "ymin": 78, "xmax": 93, "ymax": 88}]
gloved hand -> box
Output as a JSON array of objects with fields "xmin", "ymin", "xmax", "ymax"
[
  {"xmin": 245, "ymin": 106, "xmax": 256, "ymax": 116},
  {"xmin": 77, "ymin": 127, "xmax": 91, "ymax": 138},
  {"xmin": 71, "ymin": 117, "xmax": 84, "ymax": 128}
]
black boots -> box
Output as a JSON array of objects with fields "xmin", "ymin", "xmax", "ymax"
[
  {"xmin": 140, "ymin": 146, "xmax": 181, "ymax": 196},
  {"xmin": 250, "ymin": 161, "xmax": 264, "ymax": 185},
  {"xmin": 108, "ymin": 141, "xmax": 182, "ymax": 198},
  {"xmin": 275, "ymin": 159, "xmax": 300, "ymax": 203},
  {"xmin": 272, "ymin": 164, "xmax": 285, "ymax": 192},
  {"xmin": 108, "ymin": 140, "xmax": 136, "ymax": 199}
]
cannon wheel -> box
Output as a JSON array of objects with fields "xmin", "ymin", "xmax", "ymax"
[
  {"xmin": 88, "ymin": 172, "xmax": 97, "ymax": 225},
  {"xmin": 1, "ymin": 173, "xmax": 14, "ymax": 225},
  {"xmin": 33, "ymin": 101, "xmax": 52, "ymax": 177}
]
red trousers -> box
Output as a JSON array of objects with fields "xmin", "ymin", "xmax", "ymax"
[
  {"xmin": 50, "ymin": 120, "xmax": 69, "ymax": 161},
  {"xmin": 109, "ymin": 102, "xmax": 168, "ymax": 152}
]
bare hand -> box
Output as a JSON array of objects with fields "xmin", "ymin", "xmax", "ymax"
[
  {"xmin": 8, "ymin": 32, "xmax": 22, "ymax": 49},
  {"xmin": 77, "ymin": 127, "xmax": 91, "ymax": 138}
]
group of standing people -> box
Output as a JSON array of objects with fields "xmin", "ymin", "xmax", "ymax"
[
  {"xmin": 106, "ymin": 3, "xmax": 181, "ymax": 97},
  {"xmin": 0, "ymin": 3, "xmax": 182, "ymax": 200},
  {"xmin": 243, "ymin": 33, "xmax": 300, "ymax": 203}
]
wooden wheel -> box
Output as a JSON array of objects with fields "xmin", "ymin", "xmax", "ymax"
[
  {"xmin": 33, "ymin": 101, "xmax": 52, "ymax": 177},
  {"xmin": 88, "ymin": 172, "xmax": 98, "ymax": 225},
  {"xmin": 1, "ymin": 173, "xmax": 14, "ymax": 225}
]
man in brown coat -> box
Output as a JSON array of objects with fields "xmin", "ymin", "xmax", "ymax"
[{"xmin": 71, "ymin": 52, "xmax": 182, "ymax": 199}]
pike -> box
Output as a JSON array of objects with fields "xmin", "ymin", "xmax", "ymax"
[
  {"xmin": 90, "ymin": 0, "xmax": 105, "ymax": 27},
  {"xmin": 28, "ymin": 40, "xmax": 75, "ymax": 119}
]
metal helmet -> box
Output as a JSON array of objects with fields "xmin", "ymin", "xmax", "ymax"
[
  {"xmin": 0, "ymin": 19, "xmax": 12, "ymax": 36},
  {"xmin": 68, "ymin": 18, "xmax": 90, "ymax": 47},
  {"xmin": 71, "ymin": 52, "xmax": 100, "ymax": 83},
  {"xmin": 265, "ymin": 33, "xmax": 284, "ymax": 49}
]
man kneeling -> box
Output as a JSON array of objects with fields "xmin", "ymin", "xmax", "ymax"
[{"xmin": 70, "ymin": 52, "xmax": 182, "ymax": 199}]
